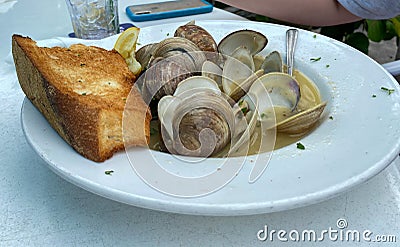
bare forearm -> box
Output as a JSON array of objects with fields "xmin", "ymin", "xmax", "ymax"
[{"xmin": 217, "ymin": 0, "xmax": 362, "ymax": 26}]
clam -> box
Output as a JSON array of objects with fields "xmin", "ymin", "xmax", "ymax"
[
  {"xmin": 139, "ymin": 26, "xmax": 328, "ymax": 158},
  {"xmin": 218, "ymin": 30, "xmax": 268, "ymax": 56},
  {"xmin": 174, "ymin": 22, "xmax": 218, "ymax": 61},
  {"xmin": 243, "ymin": 72, "xmax": 326, "ymax": 134},
  {"xmin": 260, "ymin": 51, "xmax": 283, "ymax": 74},
  {"xmin": 149, "ymin": 37, "xmax": 207, "ymax": 71},
  {"xmin": 173, "ymin": 75, "xmax": 221, "ymax": 96},
  {"xmin": 248, "ymin": 72, "xmax": 301, "ymax": 118},
  {"xmin": 158, "ymin": 76, "xmax": 236, "ymax": 157},
  {"xmin": 221, "ymin": 46, "xmax": 255, "ymax": 97},
  {"xmin": 137, "ymin": 56, "xmax": 191, "ymax": 103},
  {"xmin": 228, "ymin": 69, "xmax": 264, "ymax": 102},
  {"xmin": 135, "ymin": 38, "xmax": 207, "ymax": 102}
]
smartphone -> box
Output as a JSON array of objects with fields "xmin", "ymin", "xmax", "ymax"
[{"xmin": 126, "ymin": 0, "xmax": 213, "ymax": 22}]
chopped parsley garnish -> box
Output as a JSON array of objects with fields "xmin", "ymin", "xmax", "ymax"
[
  {"xmin": 81, "ymin": 92, "xmax": 87, "ymax": 95},
  {"xmin": 313, "ymin": 34, "xmax": 317, "ymax": 38},
  {"xmin": 241, "ymin": 107, "xmax": 248, "ymax": 114},
  {"xmin": 105, "ymin": 170, "xmax": 114, "ymax": 175},
  {"xmin": 326, "ymin": 64, "xmax": 330, "ymax": 68},
  {"xmin": 381, "ymin": 87, "xmax": 395, "ymax": 95},
  {"xmin": 329, "ymin": 116, "xmax": 334, "ymax": 120},
  {"xmin": 296, "ymin": 142, "xmax": 305, "ymax": 150},
  {"xmin": 372, "ymin": 94, "xmax": 377, "ymax": 98},
  {"xmin": 310, "ymin": 57, "xmax": 321, "ymax": 62},
  {"xmin": 260, "ymin": 113, "xmax": 266, "ymax": 118}
]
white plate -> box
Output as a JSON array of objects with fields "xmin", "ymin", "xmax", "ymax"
[{"xmin": 21, "ymin": 20, "xmax": 400, "ymax": 216}]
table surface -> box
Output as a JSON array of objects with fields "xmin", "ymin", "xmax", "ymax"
[{"xmin": 1, "ymin": 0, "xmax": 400, "ymax": 246}]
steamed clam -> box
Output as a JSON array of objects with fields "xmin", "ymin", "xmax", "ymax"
[
  {"xmin": 222, "ymin": 46, "xmax": 255, "ymax": 96},
  {"xmin": 149, "ymin": 37, "xmax": 206, "ymax": 71},
  {"xmin": 135, "ymin": 37, "xmax": 207, "ymax": 103},
  {"xmin": 158, "ymin": 76, "xmax": 237, "ymax": 157},
  {"xmin": 260, "ymin": 51, "xmax": 283, "ymax": 73},
  {"xmin": 238, "ymin": 72, "xmax": 326, "ymax": 134},
  {"xmin": 218, "ymin": 30, "xmax": 268, "ymax": 56},
  {"xmin": 174, "ymin": 21, "xmax": 218, "ymax": 62},
  {"xmin": 133, "ymin": 24, "xmax": 327, "ymax": 157}
]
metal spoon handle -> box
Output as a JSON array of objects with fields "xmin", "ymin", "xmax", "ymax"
[{"xmin": 286, "ymin": 29, "xmax": 298, "ymax": 77}]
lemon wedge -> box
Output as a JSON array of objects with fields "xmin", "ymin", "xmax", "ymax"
[{"xmin": 114, "ymin": 27, "xmax": 142, "ymax": 76}]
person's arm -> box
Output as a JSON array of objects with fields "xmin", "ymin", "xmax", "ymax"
[{"xmin": 216, "ymin": 0, "xmax": 362, "ymax": 26}]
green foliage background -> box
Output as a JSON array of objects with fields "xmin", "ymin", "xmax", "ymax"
[{"xmin": 320, "ymin": 18, "xmax": 400, "ymax": 55}]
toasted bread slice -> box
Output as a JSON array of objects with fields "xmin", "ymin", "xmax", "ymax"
[{"xmin": 12, "ymin": 35, "xmax": 151, "ymax": 162}]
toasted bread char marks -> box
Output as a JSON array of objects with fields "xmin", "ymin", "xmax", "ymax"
[{"xmin": 12, "ymin": 35, "xmax": 151, "ymax": 162}]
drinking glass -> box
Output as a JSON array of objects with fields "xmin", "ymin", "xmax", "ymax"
[{"xmin": 65, "ymin": 0, "xmax": 119, "ymax": 39}]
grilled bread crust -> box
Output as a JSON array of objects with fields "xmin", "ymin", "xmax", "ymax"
[{"xmin": 12, "ymin": 35, "xmax": 151, "ymax": 162}]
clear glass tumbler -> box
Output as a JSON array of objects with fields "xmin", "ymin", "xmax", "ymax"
[{"xmin": 65, "ymin": 0, "xmax": 119, "ymax": 39}]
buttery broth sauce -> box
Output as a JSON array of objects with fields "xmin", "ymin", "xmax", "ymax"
[{"xmin": 148, "ymin": 69, "xmax": 323, "ymax": 156}]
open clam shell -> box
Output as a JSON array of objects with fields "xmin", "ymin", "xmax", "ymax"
[
  {"xmin": 261, "ymin": 51, "xmax": 283, "ymax": 74},
  {"xmin": 248, "ymin": 72, "xmax": 301, "ymax": 115},
  {"xmin": 228, "ymin": 69, "xmax": 264, "ymax": 102},
  {"xmin": 218, "ymin": 30, "xmax": 268, "ymax": 56},
  {"xmin": 243, "ymin": 72, "xmax": 326, "ymax": 134},
  {"xmin": 222, "ymin": 46, "xmax": 255, "ymax": 97}
]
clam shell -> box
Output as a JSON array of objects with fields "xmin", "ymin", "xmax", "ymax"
[
  {"xmin": 139, "ymin": 57, "xmax": 191, "ymax": 102},
  {"xmin": 228, "ymin": 69, "xmax": 264, "ymax": 102},
  {"xmin": 174, "ymin": 24, "xmax": 218, "ymax": 59},
  {"xmin": 150, "ymin": 37, "xmax": 206, "ymax": 71},
  {"xmin": 248, "ymin": 72, "xmax": 301, "ymax": 114},
  {"xmin": 276, "ymin": 102, "xmax": 327, "ymax": 134},
  {"xmin": 173, "ymin": 75, "xmax": 220, "ymax": 96},
  {"xmin": 218, "ymin": 30, "xmax": 268, "ymax": 56},
  {"xmin": 261, "ymin": 51, "xmax": 283, "ymax": 73},
  {"xmin": 158, "ymin": 88, "xmax": 234, "ymax": 157},
  {"xmin": 222, "ymin": 46, "xmax": 255, "ymax": 96}
]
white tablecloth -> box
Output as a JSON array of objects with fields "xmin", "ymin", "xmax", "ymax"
[{"xmin": 1, "ymin": 0, "xmax": 399, "ymax": 246}]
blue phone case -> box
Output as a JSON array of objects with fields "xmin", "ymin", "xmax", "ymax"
[{"xmin": 126, "ymin": 1, "xmax": 213, "ymax": 22}]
